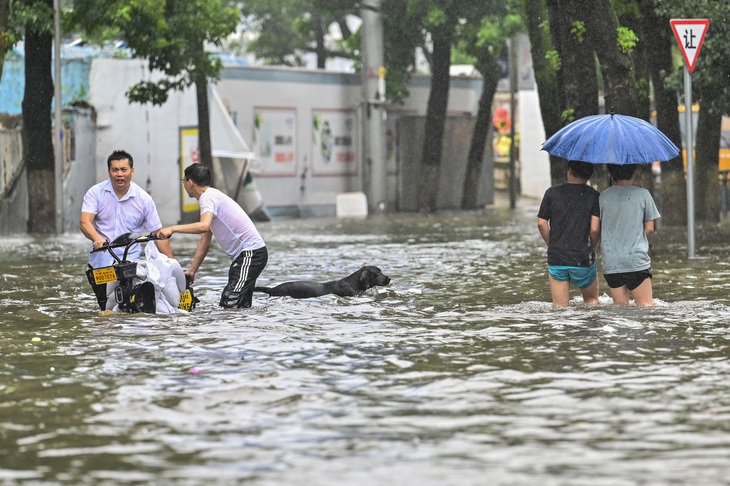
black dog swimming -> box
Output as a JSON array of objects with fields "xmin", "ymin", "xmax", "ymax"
[{"xmin": 254, "ymin": 266, "xmax": 391, "ymax": 299}]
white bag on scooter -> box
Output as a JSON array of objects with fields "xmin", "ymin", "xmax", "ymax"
[{"xmin": 133, "ymin": 243, "xmax": 188, "ymax": 313}]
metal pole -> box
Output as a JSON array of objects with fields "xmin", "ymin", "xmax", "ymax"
[
  {"xmin": 360, "ymin": 0, "xmax": 387, "ymax": 213},
  {"xmin": 508, "ymin": 36, "xmax": 518, "ymax": 210},
  {"xmin": 53, "ymin": 0, "xmax": 63, "ymax": 234},
  {"xmin": 684, "ymin": 66, "xmax": 695, "ymax": 258}
]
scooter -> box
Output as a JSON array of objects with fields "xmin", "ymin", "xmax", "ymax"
[{"xmin": 85, "ymin": 232, "xmax": 197, "ymax": 313}]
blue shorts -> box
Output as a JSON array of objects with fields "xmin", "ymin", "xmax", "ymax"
[{"xmin": 548, "ymin": 263, "xmax": 597, "ymax": 289}]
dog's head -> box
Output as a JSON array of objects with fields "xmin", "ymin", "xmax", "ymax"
[{"xmin": 358, "ymin": 266, "xmax": 391, "ymax": 289}]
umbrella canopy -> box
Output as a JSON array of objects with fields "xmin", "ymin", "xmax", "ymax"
[{"xmin": 541, "ymin": 113, "xmax": 680, "ymax": 164}]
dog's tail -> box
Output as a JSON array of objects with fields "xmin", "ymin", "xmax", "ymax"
[{"xmin": 253, "ymin": 286, "xmax": 272, "ymax": 295}]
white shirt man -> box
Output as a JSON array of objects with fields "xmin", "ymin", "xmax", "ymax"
[
  {"xmin": 157, "ymin": 163, "xmax": 267, "ymax": 308},
  {"xmin": 80, "ymin": 150, "xmax": 173, "ymax": 309}
]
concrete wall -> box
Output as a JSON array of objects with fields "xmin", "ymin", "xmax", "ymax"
[
  {"xmin": 0, "ymin": 125, "xmax": 27, "ymax": 234},
  {"xmin": 519, "ymin": 89, "xmax": 552, "ymax": 200},
  {"xmin": 1, "ymin": 33, "xmax": 554, "ymax": 229},
  {"xmin": 210, "ymin": 67, "xmax": 488, "ymax": 218},
  {"xmin": 397, "ymin": 116, "xmax": 494, "ymax": 211},
  {"xmin": 0, "ymin": 123, "xmax": 23, "ymax": 197},
  {"xmin": 62, "ymin": 106, "xmax": 97, "ymax": 233},
  {"xmin": 0, "ymin": 108, "xmax": 96, "ymax": 235},
  {"xmin": 88, "ymin": 58, "xmax": 197, "ymax": 225},
  {"xmin": 3, "ymin": 57, "xmax": 550, "ymax": 230},
  {"xmin": 86, "ymin": 60, "xmax": 488, "ymax": 223}
]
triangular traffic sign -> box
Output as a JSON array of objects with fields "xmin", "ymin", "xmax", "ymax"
[{"xmin": 670, "ymin": 19, "xmax": 709, "ymax": 74}]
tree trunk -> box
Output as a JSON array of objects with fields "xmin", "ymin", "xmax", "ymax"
[
  {"xmin": 545, "ymin": 0, "xmax": 600, "ymax": 186},
  {"xmin": 0, "ymin": 0, "xmax": 11, "ymax": 83},
  {"xmin": 623, "ymin": 21, "xmax": 650, "ymax": 121},
  {"xmin": 546, "ymin": 0, "xmax": 599, "ymax": 121},
  {"xmin": 582, "ymin": 0, "xmax": 639, "ymax": 191},
  {"xmin": 195, "ymin": 73, "xmax": 214, "ymax": 183},
  {"xmin": 639, "ymin": 0, "xmax": 686, "ymax": 225},
  {"xmin": 585, "ymin": 0, "xmax": 637, "ymax": 117},
  {"xmin": 23, "ymin": 0, "xmax": 55, "ymax": 234},
  {"xmin": 314, "ymin": 12, "xmax": 326, "ymax": 69},
  {"xmin": 417, "ymin": 28, "xmax": 452, "ymax": 212},
  {"xmin": 522, "ymin": 0, "xmax": 564, "ymax": 185},
  {"xmin": 695, "ymin": 88, "xmax": 722, "ymax": 223},
  {"xmin": 462, "ymin": 52, "xmax": 500, "ymax": 209},
  {"xmin": 615, "ymin": 5, "xmax": 654, "ymax": 192}
]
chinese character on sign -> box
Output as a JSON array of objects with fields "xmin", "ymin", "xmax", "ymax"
[{"xmin": 670, "ymin": 19, "xmax": 709, "ymax": 74}]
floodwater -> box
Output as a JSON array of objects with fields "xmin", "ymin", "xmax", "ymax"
[{"xmin": 2, "ymin": 197, "xmax": 730, "ymax": 485}]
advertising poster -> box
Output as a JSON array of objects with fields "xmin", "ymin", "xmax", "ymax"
[
  {"xmin": 311, "ymin": 109, "xmax": 358, "ymax": 176},
  {"xmin": 180, "ymin": 127, "xmax": 200, "ymax": 213},
  {"xmin": 252, "ymin": 108, "xmax": 297, "ymax": 176}
]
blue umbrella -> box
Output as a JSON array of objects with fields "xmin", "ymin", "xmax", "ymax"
[{"xmin": 541, "ymin": 113, "xmax": 680, "ymax": 164}]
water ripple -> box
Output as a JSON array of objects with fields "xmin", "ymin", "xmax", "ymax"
[{"xmin": 3, "ymin": 212, "xmax": 730, "ymax": 484}]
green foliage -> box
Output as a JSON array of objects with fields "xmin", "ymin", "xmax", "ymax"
[
  {"xmin": 616, "ymin": 26, "xmax": 638, "ymax": 55},
  {"xmin": 12, "ymin": 1, "xmax": 54, "ymax": 35},
  {"xmin": 379, "ymin": 0, "xmax": 425, "ymax": 103},
  {"xmin": 502, "ymin": 13, "xmax": 524, "ymax": 38},
  {"xmin": 454, "ymin": 3, "xmax": 515, "ymax": 68},
  {"xmin": 655, "ymin": 0, "xmax": 730, "ymax": 113},
  {"xmin": 570, "ymin": 21, "xmax": 586, "ymax": 44},
  {"xmin": 71, "ymin": 0, "xmax": 239, "ymax": 106},
  {"xmin": 635, "ymin": 76, "xmax": 650, "ymax": 111},
  {"xmin": 612, "ymin": 0, "xmax": 640, "ymax": 19},
  {"xmin": 451, "ymin": 49, "xmax": 476, "ymax": 66},
  {"xmin": 239, "ymin": 0, "xmax": 357, "ymax": 66},
  {"xmin": 561, "ymin": 108, "xmax": 576, "ymax": 124},
  {"xmin": 341, "ymin": 26, "xmax": 361, "ymax": 71},
  {"xmin": 425, "ymin": 7, "xmax": 447, "ymax": 28},
  {"xmin": 240, "ymin": 0, "xmax": 311, "ymax": 66},
  {"xmin": 545, "ymin": 49, "xmax": 561, "ymax": 71},
  {"xmin": 2, "ymin": 3, "xmax": 25, "ymax": 53},
  {"xmin": 475, "ymin": 18, "xmax": 502, "ymax": 50}
]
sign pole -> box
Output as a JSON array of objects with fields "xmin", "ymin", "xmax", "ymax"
[
  {"xmin": 670, "ymin": 18, "xmax": 709, "ymax": 260},
  {"xmin": 683, "ymin": 66, "xmax": 696, "ymax": 258},
  {"xmin": 53, "ymin": 0, "xmax": 63, "ymax": 234}
]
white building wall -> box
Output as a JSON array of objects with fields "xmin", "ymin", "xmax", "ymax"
[
  {"xmin": 216, "ymin": 67, "xmax": 364, "ymax": 212},
  {"xmin": 519, "ymin": 88, "xmax": 552, "ymax": 199},
  {"xmin": 87, "ymin": 58, "xmax": 506, "ymax": 224},
  {"xmin": 89, "ymin": 58, "xmax": 198, "ymax": 225}
]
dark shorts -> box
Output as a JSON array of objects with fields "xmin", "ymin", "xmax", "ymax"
[
  {"xmin": 220, "ymin": 246, "xmax": 268, "ymax": 308},
  {"xmin": 604, "ymin": 269, "xmax": 652, "ymax": 291}
]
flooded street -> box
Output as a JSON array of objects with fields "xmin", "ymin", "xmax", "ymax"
[{"xmin": 2, "ymin": 198, "xmax": 730, "ymax": 485}]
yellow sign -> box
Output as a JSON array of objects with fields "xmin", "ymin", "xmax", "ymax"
[
  {"xmin": 180, "ymin": 127, "xmax": 201, "ymax": 213},
  {"xmin": 92, "ymin": 266, "xmax": 117, "ymax": 285},
  {"xmin": 178, "ymin": 289, "xmax": 195, "ymax": 311}
]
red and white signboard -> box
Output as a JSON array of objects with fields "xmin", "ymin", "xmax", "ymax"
[{"xmin": 670, "ymin": 19, "xmax": 709, "ymax": 73}]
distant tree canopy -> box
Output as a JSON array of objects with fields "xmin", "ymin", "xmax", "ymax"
[
  {"xmin": 5, "ymin": 0, "xmax": 730, "ymax": 223},
  {"xmin": 238, "ymin": 0, "xmax": 357, "ymax": 69},
  {"xmin": 70, "ymin": 0, "xmax": 239, "ymax": 105},
  {"xmin": 70, "ymin": 0, "xmax": 240, "ymax": 172}
]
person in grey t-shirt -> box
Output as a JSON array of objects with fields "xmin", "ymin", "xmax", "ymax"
[{"xmin": 599, "ymin": 164, "xmax": 660, "ymax": 306}]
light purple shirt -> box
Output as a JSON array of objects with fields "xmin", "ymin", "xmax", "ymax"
[{"xmin": 82, "ymin": 180, "xmax": 163, "ymax": 267}]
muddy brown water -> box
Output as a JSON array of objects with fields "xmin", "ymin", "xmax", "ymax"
[{"xmin": 2, "ymin": 200, "xmax": 730, "ymax": 485}]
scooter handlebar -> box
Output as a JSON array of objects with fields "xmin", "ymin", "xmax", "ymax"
[{"xmin": 91, "ymin": 233, "xmax": 161, "ymax": 253}]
